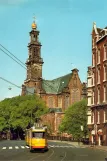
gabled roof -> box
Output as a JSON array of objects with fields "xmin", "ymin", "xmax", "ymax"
[
  {"xmin": 42, "ymin": 73, "xmax": 73, "ymax": 94},
  {"xmin": 97, "ymin": 28, "xmax": 102, "ymax": 35},
  {"xmin": 92, "ymin": 22, "xmax": 102, "ymax": 35}
]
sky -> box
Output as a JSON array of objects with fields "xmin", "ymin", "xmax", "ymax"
[{"xmin": 0, "ymin": 0, "xmax": 107, "ymax": 100}]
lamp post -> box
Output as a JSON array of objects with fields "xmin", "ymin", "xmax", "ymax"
[{"xmin": 80, "ymin": 125, "xmax": 84, "ymax": 145}]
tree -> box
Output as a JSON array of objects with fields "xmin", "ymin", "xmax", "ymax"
[
  {"xmin": 59, "ymin": 99, "xmax": 88, "ymax": 140},
  {"xmin": 0, "ymin": 95, "xmax": 48, "ymax": 131}
]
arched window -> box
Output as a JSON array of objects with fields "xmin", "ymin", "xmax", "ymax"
[
  {"xmin": 48, "ymin": 96, "xmax": 54, "ymax": 108},
  {"xmin": 58, "ymin": 96, "xmax": 62, "ymax": 108},
  {"xmin": 65, "ymin": 96, "xmax": 69, "ymax": 109}
]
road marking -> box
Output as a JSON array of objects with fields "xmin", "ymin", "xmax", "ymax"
[
  {"xmin": 15, "ymin": 146, "xmax": 19, "ymax": 149},
  {"xmin": 49, "ymin": 145, "xmax": 54, "ymax": 147},
  {"xmin": 1, "ymin": 145, "xmax": 86, "ymax": 150},
  {"xmin": 61, "ymin": 152, "xmax": 67, "ymax": 161},
  {"xmin": 9, "ymin": 147, "xmax": 12, "ymax": 149},
  {"xmin": 2, "ymin": 147, "xmax": 6, "ymax": 149}
]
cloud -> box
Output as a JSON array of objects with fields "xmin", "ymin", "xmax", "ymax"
[{"xmin": 0, "ymin": 0, "xmax": 28, "ymax": 5}]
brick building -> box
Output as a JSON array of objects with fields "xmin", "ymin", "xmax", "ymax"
[
  {"xmin": 22, "ymin": 20, "xmax": 87, "ymax": 134},
  {"xmin": 87, "ymin": 22, "xmax": 107, "ymax": 146}
]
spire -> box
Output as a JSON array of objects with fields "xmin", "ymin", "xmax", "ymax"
[
  {"xmin": 31, "ymin": 14, "xmax": 37, "ymax": 30},
  {"xmin": 92, "ymin": 21, "xmax": 98, "ymax": 34}
]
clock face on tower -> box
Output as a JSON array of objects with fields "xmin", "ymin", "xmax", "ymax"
[
  {"xmin": 33, "ymin": 64, "xmax": 40, "ymax": 70},
  {"xmin": 31, "ymin": 64, "xmax": 41, "ymax": 77}
]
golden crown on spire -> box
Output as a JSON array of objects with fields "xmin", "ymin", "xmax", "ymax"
[{"xmin": 32, "ymin": 15, "xmax": 37, "ymax": 29}]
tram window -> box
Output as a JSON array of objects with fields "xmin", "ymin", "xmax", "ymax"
[{"xmin": 32, "ymin": 132, "xmax": 45, "ymax": 138}]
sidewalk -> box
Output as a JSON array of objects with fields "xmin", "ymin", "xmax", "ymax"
[
  {"xmin": 71, "ymin": 142, "xmax": 107, "ymax": 152},
  {"xmin": 88, "ymin": 145, "xmax": 107, "ymax": 152},
  {"xmin": 49, "ymin": 140, "xmax": 107, "ymax": 151}
]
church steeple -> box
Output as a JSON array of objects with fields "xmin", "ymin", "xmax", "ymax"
[
  {"xmin": 25, "ymin": 17, "xmax": 44, "ymax": 82},
  {"xmin": 31, "ymin": 16, "xmax": 37, "ymax": 30}
]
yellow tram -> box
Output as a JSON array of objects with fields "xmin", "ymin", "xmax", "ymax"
[{"xmin": 25, "ymin": 124, "xmax": 48, "ymax": 152}]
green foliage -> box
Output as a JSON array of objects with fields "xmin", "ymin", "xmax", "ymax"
[
  {"xmin": 59, "ymin": 99, "xmax": 88, "ymax": 140},
  {"xmin": 0, "ymin": 95, "xmax": 48, "ymax": 131}
]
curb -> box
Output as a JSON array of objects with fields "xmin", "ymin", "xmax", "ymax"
[
  {"xmin": 88, "ymin": 146, "xmax": 107, "ymax": 152},
  {"xmin": 48, "ymin": 140, "xmax": 86, "ymax": 147}
]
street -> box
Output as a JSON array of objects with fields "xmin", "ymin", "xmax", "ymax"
[{"xmin": 0, "ymin": 140, "xmax": 107, "ymax": 161}]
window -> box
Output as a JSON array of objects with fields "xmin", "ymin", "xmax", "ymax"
[
  {"xmin": 104, "ymin": 111, "xmax": 106, "ymax": 123},
  {"xmin": 71, "ymin": 89, "xmax": 80, "ymax": 103},
  {"xmin": 97, "ymin": 68, "xmax": 100, "ymax": 84},
  {"xmin": 97, "ymin": 111, "xmax": 100, "ymax": 124},
  {"xmin": 87, "ymin": 78, "xmax": 91, "ymax": 87},
  {"xmin": 98, "ymin": 49, "xmax": 100, "ymax": 64},
  {"xmin": 33, "ymin": 35, "xmax": 36, "ymax": 41},
  {"xmin": 104, "ymin": 45, "xmax": 107, "ymax": 60},
  {"xmin": 103, "ymin": 86, "xmax": 107, "ymax": 102},
  {"xmin": 92, "ymin": 72, "xmax": 95, "ymax": 85},
  {"xmin": 48, "ymin": 96, "xmax": 54, "ymax": 108},
  {"xmin": 92, "ymin": 54, "xmax": 95, "ymax": 66},
  {"xmin": 91, "ymin": 90, "xmax": 95, "ymax": 105},
  {"xmin": 32, "ymin": 132, "xmax": 45, "ymax": 138},
  {"xmin": 58, "ymin": 96, "xmax": 62, "ymax": 108},
  {"xmin": 91, "ymin": 111, "xmax": 94, "ymax": 124},
  {"xmin": 34, "ymin": 48, "xmax": 35, "ymax": 55},
  {"xmin": 105, "ymin": 109, "xmax": 107, "ymax": 121},
  {"xmin": 92, "ymin": 39, "xmax": 95, "ymax": 48},
  {"xmin": 104, "ymin": 65, "xmax": 107, "ymax": 81},
  {"xmin": 65, "ymin": 96, "xmax": 69, "ymax": 109},
  {"xmin": 97, "ymin": 88, "xmax": 100, "ymax": 104}
]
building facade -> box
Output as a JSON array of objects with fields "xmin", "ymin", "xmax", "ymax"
[
  {"xmin": 87, "ymin": 22, "xmax": 107, "ymax": 146},
  {"xmin": 22, "ymin": 20, "xmax": 87, "ymax": 134}
]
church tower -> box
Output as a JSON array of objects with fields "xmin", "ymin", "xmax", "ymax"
[{"xmin": 23, "ymin": 18, "xmax": 44, "ymax": 94}]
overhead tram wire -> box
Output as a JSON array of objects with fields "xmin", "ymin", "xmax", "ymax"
[
  {"xmin": 0, "ymin": 47, "xmax": 26, "ymax": 70},
  {"xmin": 0, "ymin": 44, "xmax": 58, "ymax": 93},
  {"xmin": 0, "ymin": 77, "xmax": 35, "ymax": 95},
  {"xmin": 0, "ymin": 77, "xmax": 22, "ymax": 89},
  {"xmin": 0, "ymin": 44, "xmax": 26, "ymax": 67}
]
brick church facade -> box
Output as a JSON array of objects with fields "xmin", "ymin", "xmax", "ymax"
[
  {"xmin": 21, "ymin": 20, "xmax": 87, "ymax": 134},
  {"xmin": 87, "ymin": 22, "xmax": 107, "ymax": 146}
]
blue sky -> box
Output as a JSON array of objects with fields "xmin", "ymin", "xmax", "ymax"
[{"xmin": 0, "ymin": 0, "xmax": 106, "ymax": 100}]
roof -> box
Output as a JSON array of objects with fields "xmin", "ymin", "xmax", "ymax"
[
  {"xmin": 42, "ymin": 73, "xmax": 72, "ymax": 94},
  {"xmin": 97, "ymin": 28, "xmax": 102, "ymax": 35}
]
